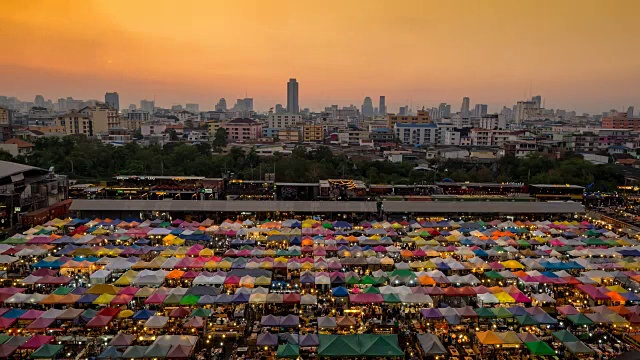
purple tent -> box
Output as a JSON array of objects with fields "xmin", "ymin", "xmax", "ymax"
[
  {"xmin": 299, "ymin": 334, "xmax": 319, "ymax": 347},
  {"xmin": 261, "ymin": 315, "xmax": 280, "ymax": 327},
  {"xmin": 279, "ymin": 314, "xmax": 300, "ymax": 327},
  {"xmin": 420, "ymin": 308, "xmax": 444, "ymax": 319},
  {"xmin": 257, "ymin": 333, "xmax": 278, "ymax": 346}
]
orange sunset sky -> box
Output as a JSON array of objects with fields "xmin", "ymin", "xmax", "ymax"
[{"xmin": 1, "ymin": 0, "xmax": 639, "ymax": 113}]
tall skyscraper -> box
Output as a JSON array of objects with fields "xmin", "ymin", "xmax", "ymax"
[
  {"xmin": 438, "ymin": 103, "xmax": 451, "ymax": 118},
  {"xmin": 215, "ymin": 98, "xmax": 227, "ymax": 112},
  {"xmin": 105, "ymin": 92, "xmax": 120, "ymax": 111},
  {"xmin": 473, "ymin": 104, "xmax": 488, "ymax": 117},
  {"xmin": 140, "ymin": 99, "xmax": 155, "ymax": 113},
  {"xmin": 379, "ymin": 96, "xmax": 386, "ymax": 115},
  {"xmin": 628, "ymin": 106, "xmax": 635, "ymax": 118},
  {"xmin": 287, "ymin": 78, "xmax": 299, "ymax": 114},
  {"xmin": 361, "ymin": 97, "xmax": 374, "ymax": 117},
  {"xmin": 531, "ymin": 95, "xmax": 542, "ymax": 108},
  {"xmin": 461, "ymin": 97, "xmax": 470, "ymax": 117}
]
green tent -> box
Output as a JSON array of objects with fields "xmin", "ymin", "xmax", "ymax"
[
  {"xmin": 345, "ymin": 276, "xmax": 360, "ymax": 285},
  {"xmin": 318, "ymin": 335, "xmax": 360, "ymax": 357},
  {"xmin": 584, "ymin": 229, "xmax": 599, "ymax": 237},
  {"xmin": 0, "ymin": 334, "xmax": 11, "ymax": 344},
  {"xmin": 515, "ymin": 314, "xmax": 539, "ymax": 325},
  {"xmin": 322, "ymin": 222, "xmax": 333, "ymax": 229},
  {"xmin": 359, "ymin": 334, "xmax": 404, "ymax": 357},
  {"xmin": 2, "ymin": 237, "xmax": 27, "ymax": 245},
  {"xmin": 484, "ymin": 270, "xmax": 503, "ymax": 279},
  {"xmin": 383, "ymin": 293, "xmax": 402, "ymax": 303},
  {"xmin": 551, "ymin": 330, "xmax": 579, "ymax": 343},
  {"xmin": 158, "ymin": 222, "xmax": 170, "ymax": 228},
  {"xmin": 276, "ymin": 344, "xmax": 299, "ymax": 358},
  {"xmin": 566, "ymin": 314, "xmax": 594, "ymax": 326},
  {"xmin": 491, "ymin": 307, "xmax": 513, "ymax": 319},
  {"xmin": 564, "ymin": 341, "xmax": 594, "ymax": 354},
  {"xmin": 582, "ymin": 238, "xmax": 607, "ymax": 246},
  {"xmin": 52, "ymin": 286, "xmax": 73, "ymax": 295},
  {"xmin": 362, "ymin": 286, "xmax": 381, "ymax": 294},
  {"xmin": 360, "ymin": 275, "xmax": 376, "ymax": 285},
  {"xmin": 388, "ymin": 269, "xmax": 415, "ymax": 278},
  {"xmin": 179, "ymin": 294, "xmax": 200, "ymax": 305},
  {"xmin": 30, "ymin": 344, "xmax": 64, "ymax": 359},
  {"xmin": 525, "ymin": 341, "xmax": 556, "ymax": 356},
  {"xmin": 288, "ymin": 249, "xmax": 302, "ymax": 256},
  {"xmin": 374, "ymin": 276, "xmax": 387, "ymax": 285},
  {"xmin": 190, "ymin": 307, "xmax": 211, "ymax": 318},
  {"xmin": 516, "ymin": 239, "xmax": 531, "ymax": 247},
  {"xmin": 474, "ymin": 307, "xmax": 496, "ymax": 318},
  {"xmin": 163, "ymin": 293, "xmax": 182, "ymax": 305}
]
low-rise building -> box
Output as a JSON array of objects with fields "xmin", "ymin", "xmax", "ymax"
[
  {"xmin": 222, "ymin": 118, "xmax": 263, "ymax": 142},
  {"xmin": 387, "ymin": 110, "xmax": 431, "ymax": 128},
  {"xmin": 56, "ymin": 111, "xmax": 93, "ymax": 136},
  {"xmin": 141, "ymin": 123, "xmax": 167, "ymax": 136},
  {"xmin": 303, "ymin": 125, "xmax": 323, "ymax": 143},
  {"xmin": 394, "ymin": 123, "xmax": 437, "ymax": 145},
  {"xmin": 266, "ymin": 113, "xmax": 302, "ymax": 128},
  {"xmin": 0, "ymin": 138, "xmax": 34, "ymax": 156}
]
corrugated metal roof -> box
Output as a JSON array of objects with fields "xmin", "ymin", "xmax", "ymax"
[
  {"xmin": 70, "ymin": 200, "xmax": 378, "ymax": 213},
  {"xmin": 0, "ymin": 160, "xmax": 47, "ymax": 181},
  {"xmin": 382, "ymin": 201, "xmax": 585, "ymax": 214}
]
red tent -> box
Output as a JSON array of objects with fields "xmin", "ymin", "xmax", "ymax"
[
  {"xmin": 169, "ymin": 307, "xmax": 191, "ymax": 318},
  {"xmin": 98, "ymin": 307, "xmax": 120, "ymax": 317},
  {"xmin": 86, "ymin": 315, "xmax": 113, "ymax": 328},
  {"xmin": 0, "ymin": 317, "xmax": 16, "ymax": 329},
  {"xmin": 283, "ymin": 293, "xmax": 301, "ymax": 304}
]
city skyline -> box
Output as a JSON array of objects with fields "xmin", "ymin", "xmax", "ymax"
[{"xmin": 1, "ymin": 0, "xmax": 639, "ymax": 114}]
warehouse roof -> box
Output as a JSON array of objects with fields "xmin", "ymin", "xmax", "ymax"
[
  {"xmin": 70, "ymin": 200, "xmax": 378, "ymax": 213},
  {"xmin": 382, "ymin": 201, "xmax": 585, "ymax": 214}
]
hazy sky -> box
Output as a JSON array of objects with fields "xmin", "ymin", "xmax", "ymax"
[{"xmin": 1, "ymin": 0, "xmax": 639, "ymax": 114}]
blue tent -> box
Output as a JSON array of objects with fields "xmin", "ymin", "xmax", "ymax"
[
  {"xmin": 334, "ymin": 221, "xmax": 352, "ymax": 229},
  {"xmin": 232, "ymin": 293, "xmax": 250, "ymax": 303},
  {"xmin": 97, "ymin": 346, "xmax": 123, "ymax": 359},
  {"xmin": 2, "ymin": 308, "xmax": 26, "ymax": 319},
  {"xmin": 331, "ymin": 286, "xmax": 349, "ymax": 297},
  {"xmin": 132, "ymin": 309, "xmax": 155, "ymax": 320}
]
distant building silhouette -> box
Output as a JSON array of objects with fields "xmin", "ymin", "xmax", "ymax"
[{"xmin": 287, "ymin": 78, "xmax": 299, "ymax": 114}]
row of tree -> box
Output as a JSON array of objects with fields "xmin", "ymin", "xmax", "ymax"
[{"xmin": 0, "ymin": 136, "xmax": 626, "ymax": 190}]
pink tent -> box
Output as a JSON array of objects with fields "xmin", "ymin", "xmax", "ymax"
[
  {"xmin": 20, "ymin": 335, "xmax": 54, "ymax": 349},
  {"xmin": 119, "ymin": 287, "xmax": 140, "ymax": 296},
  {"xmin": 166, "ymin": 344, "xmax": 192, "ymax": 358},
  {"xmin": 26, "ymin": 316, "xmax": 55, "ymax": 330},
  {"xmin": 145, "ymin": 293, "xmax": 167, "ymax": 304},
  {"xmin": 19, "ymin": 309, "xmax": 45, "ymax": 320},
  {"xmin": 86, "ymin": 315, "xmax": 113, "ymax": 328}
]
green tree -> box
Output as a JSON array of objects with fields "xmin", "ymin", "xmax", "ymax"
[
  {"xmin": 212, "ymin": 128, "xmax": 228, "ymax": 151},
  {"xmin": 168, "ymin": 129, "xmax": 179, "ymax": 141},
  {"xmin": 0, "ymin": 150, "xmax": 14, "ymax": 162}
]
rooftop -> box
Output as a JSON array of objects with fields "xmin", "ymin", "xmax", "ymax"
[{"xmin": 3, "ymin": 138, "xmax": 34, "ymax": 148}]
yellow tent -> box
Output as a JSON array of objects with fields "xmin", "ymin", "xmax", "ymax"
[
  {"xmin": 500, "ymin": 260, "xmax": 525, "ymax": 269},
  {"xmin": 494, "ymin": 292, "xmax": 516, "ymax": 303},
  {"xmin": 476, "ymin": 331, "xmax": 503, "ymax": 345},
  {"xmin": 93, "ymin": 293, "xmax": 116, "ymax": 305},
  {"xmin": 118, "ymin": 310, "xmax": 134, "ymax": 318},
  {"xmin": 87, "ymin": 284, "xmax": 120, "ymax": 295}
]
